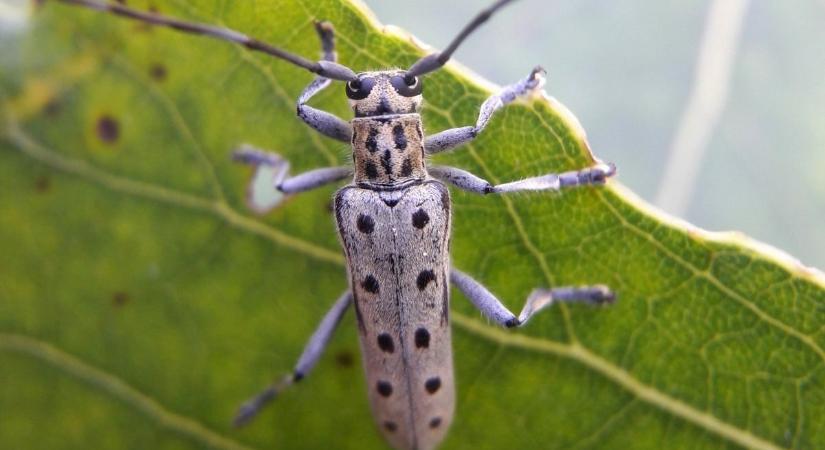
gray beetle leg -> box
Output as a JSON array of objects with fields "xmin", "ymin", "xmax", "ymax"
[
  {"xmin": 296, "ymin": 22, "xmax": 353, "ymax": 143},
  {"xmin": 234, "ymin": 290, "xmax": 352, "ymax": 427},
  {"xmin": 424, "ymin": 66, "xmax": 545, "ymax": 154},
  {"xmin": 232, "ymin": 145, "xmax": 350, "ymax": 213},
  {"xmin": 450, "ymin": 269, "xmax": 614, "ymax": 328},
  {"xmin": 429, "ymin": 162, "xmax": 616, "ymax": 195}
]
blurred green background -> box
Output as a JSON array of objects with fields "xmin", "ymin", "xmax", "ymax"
[{"xmin": 364, "ymin": 0, "xmax": 825, "ymax": 269}]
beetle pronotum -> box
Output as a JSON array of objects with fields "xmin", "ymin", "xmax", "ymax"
[{"xmin": 53, "ymin": 0, "xmax": 617, "ymax": 448}]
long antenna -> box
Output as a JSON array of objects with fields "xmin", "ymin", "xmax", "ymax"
[
  {"xmin": 53, "ymin": 0, "xmax": 357, "ymax": 81},
  {"xmin": 407, "ymin": 0, "xmax": 518, "ymax": 77}
]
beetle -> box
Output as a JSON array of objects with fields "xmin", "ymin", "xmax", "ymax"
[{"xmin": 55, "ymin": 0, "xmax": 617, "ymax": 448}]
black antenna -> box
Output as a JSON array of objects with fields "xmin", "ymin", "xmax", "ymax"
[
  {"xmin": 407, "ymin": 0, "xmax": 518, "ymax": 77},
  {"xmin": 53, "ymin": 0, "xmax": 357, "ymax": 81}
]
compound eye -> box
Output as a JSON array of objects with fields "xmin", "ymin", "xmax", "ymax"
[
  {"xmin": 391, "ymin": 74, "xmax": 423, "ymax": 97},
  {"xmin": 346, "ymin": 77, "xmax": 374, "ymax": 100}
]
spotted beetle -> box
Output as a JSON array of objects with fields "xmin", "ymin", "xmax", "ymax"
[{"xmin": 55, "ymin": 0, "xmax": 617, "ymax": 448}]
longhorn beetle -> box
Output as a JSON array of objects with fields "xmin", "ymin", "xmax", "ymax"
[{"xmin": 55, "ymin": 0, "xmax": 618, "ymax": 448}]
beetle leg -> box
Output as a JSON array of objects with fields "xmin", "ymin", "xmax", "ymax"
[
  {"xmin": 234, "ymin": 290, "xmax": 352, "ymax": 427},
  {"xmin": 296, "ymin": 22, "xmax": 353, "ymax": 143},
  {"xmin": 424, "ymin": 66, "xmax": 545, "ymax": 154},
  {"xmin": 429, "ymin": 162, "xmax": 616, "ymax": 195},
  {"xmin": 232, "ymin": 145, "xmax": 350, "ymax": 213},
  {"xmin": 450, "ymin": 269, "xmax": 614, "ymax": 328}
]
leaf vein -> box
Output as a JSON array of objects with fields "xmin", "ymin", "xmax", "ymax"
[
  {"xmin": 596, "ymin": 191, "xmax": 825, "ymax": 363},
  {"xmin": 3, "ymin": 113, "xmax": 344, "ymax": 266},
  {"xmin": 0, "ymin": 333, "xmax": 255, "ymax": 450},
  {"xmin": 451, "ymin": 313, "xmax": 785, "ymax": 450},
  {"xmin": 109, "ymin": 53, "xmax": 228, "ymax": 203},
  {"xmin": 4, "ymin": 110, "xmax": 787, "ymax": 450}
]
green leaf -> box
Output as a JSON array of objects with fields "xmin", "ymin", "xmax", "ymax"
[{"xmin": 1, "ymin": 1, "xmax": 823, "ymax": 449}]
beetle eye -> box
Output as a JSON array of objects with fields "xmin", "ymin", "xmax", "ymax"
[
  {"xmin": 346, "ymin": 77, "xmax": 374, "ymax": 100},
  {"xmin": 391, "ymin": 74, "xmax": 423, "ymax": 97}
]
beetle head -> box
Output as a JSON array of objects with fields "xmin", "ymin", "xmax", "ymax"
[{"xmin": 345, "ymin": 70, "xmax": 423, "ymax": 117}]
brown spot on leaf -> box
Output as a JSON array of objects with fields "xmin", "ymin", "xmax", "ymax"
[
  {"xmin": 96, "ymin": 115, "xmax": 120, "ymax": 144},
  {"xmin": 334, "ymin": 350, "xmax": 354, "ymax": 368},
  {"xmin": 149, "ymin": 63, "xmax": 167, "ymax": 82},
  {"xmin": 112, "ymin": 291, "xmax": 130, "ymax": 307},
  {"xmin": 34, "ymin": 176, "xmax": 51, "ymax": 193},
  {"xmin": 43, "ymin": 98, "xmax": 61, "ymax": 118}
]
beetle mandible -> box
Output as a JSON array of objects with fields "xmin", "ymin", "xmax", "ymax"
[{"xmin": 56, "ymin": 0, "xmax": 618, "ymax": 448}]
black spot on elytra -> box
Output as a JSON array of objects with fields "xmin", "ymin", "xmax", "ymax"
[
  {"xmin": 381, "ymin": 149, "xmax": 393, "ymax": 176},
  {"xmin": 365, "ymin": 128, "xmax": 379, "ymax": 153},
  {"xmin": 415, "ymin": 328, "xmax": 430, "ymax": 349},
  {"xmin": 429, "ymin": 417, "xmax": 442, "ymax": 429},
  {"xmin": 384, "ymin": 421, "xmax": 397, "ymax": 432},
  {"xmin": 377, "ymin": 381, "xmax": 393, "ymax": 397},
  {"xmin": 400, "ymin": 157, "xmax": 413, "ymax": 177},
  {"xmin": 416, "ymin": 270, "xmax": 436, "ymax": 290},
  {"xmin": 425, "ymin": 377, "xmax": 441, "ymax": 394},
  {"xmin": 334, "ymin": 350, "xmax": 354, "ymax": 368},
  {"xmin": 149, "ymin": 63, "xmax": 167, "ymax": 81},
  {"xmin": 365, "ymin": 161, "xmax": 379, "ymax": 180},
  {"xmin": 377, "ymin": 333, "xmax": 395, "ymax": 353},
  {"xmin": 393, "ymin": 124, "xmax": 407, "ymax": 151},
  {"xmin": 112, "ymin": 291, "xmax": 130, "ymax": 307},
  {"xmin": 34, "ymin": 175, "xmax": 51, "ymax": 193},
  {"xmin": 356, "ymin": 214, "xmax": 375, "ymax": 234},
  {"xmin": 412, "ymin": 209, "xmax": 429, "ymax": 229},
  {"xmin": 96, "ymin": 115, "xmax": 119, "ymax": 143},
  {"xmin": 362, "ymin": 275, "xmax": 379, "ymax": 294}
]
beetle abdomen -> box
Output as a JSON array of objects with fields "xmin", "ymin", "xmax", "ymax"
[{"xmin": 335, "ymin": 181, "xmax": 454, "ymax": 450}]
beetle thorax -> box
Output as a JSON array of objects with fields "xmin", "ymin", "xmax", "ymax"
[{"xmin": 351, "ymin": 114, "xmax": 427, "ymax": 188}]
